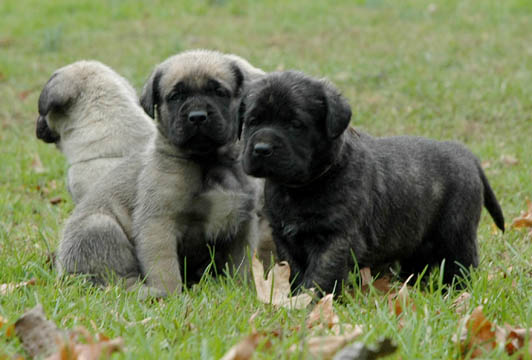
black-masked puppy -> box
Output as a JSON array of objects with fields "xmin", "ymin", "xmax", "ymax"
[
  {"xmin": 239, "ymin": 71, "xmax": 505, "ymax": 295},
  {"xmin": 36, "ymin": 61, "xmax": 156, "ymax": 203},
  {"xmin": 133, "ymin": 50, "xmax": 264, "ymax": 297},
  {"xmin": 57, "ymin": 51, "xmax": 264, "ymax": 297}
]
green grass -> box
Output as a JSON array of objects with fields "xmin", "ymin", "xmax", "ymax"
[{"xmin": 1, "ymin": 0, "xmax": 532, "ymax": 358}]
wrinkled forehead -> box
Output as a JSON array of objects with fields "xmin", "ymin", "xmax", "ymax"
[{"xmin": 158, "ymin": 55, "xmax": 235, "ymax": 94}]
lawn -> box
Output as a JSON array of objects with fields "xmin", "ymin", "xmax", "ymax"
[{"xmin": 1, "ymin": 0, "xmax": 531, "ymax": 358}]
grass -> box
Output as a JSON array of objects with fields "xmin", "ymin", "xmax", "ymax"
[{"xmin": 1, "ymin": 0, "xmax": 531, "ymax": 358}]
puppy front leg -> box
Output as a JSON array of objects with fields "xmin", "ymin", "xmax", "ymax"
[
  {"xmin": 301, "ymin": 239, "xmax": 350, "ymax": 295},
  {"xmin": 135, "ymin": 217, "xmax": 183, "ymax": 297}
]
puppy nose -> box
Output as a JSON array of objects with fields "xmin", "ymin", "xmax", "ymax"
[
  {"xmin": 188, "ymin": 110, "xmax": 208, "ymax": 124},
  {"xmin": 253, "ymin": 142, "xmax": 273, "ymax": 157}
]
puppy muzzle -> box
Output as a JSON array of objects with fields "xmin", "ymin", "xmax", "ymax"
[{"xmin": 35, "ymin": 115, "xmax": 60, "ymax": 143}]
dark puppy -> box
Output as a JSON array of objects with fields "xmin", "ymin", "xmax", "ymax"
[{"xmin": 239, "ymin": 71, "xmax": 505, "ymax": 294}]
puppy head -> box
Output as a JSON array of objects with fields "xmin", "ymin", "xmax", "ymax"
[
  {"xmin": 240, "ymin": 71, "xmax": 351, "ymax": 186},
  {"xmin": 140, "ymin": 50, "xmax": 261, "ymax": 157},
  {"xmin": 36, "ymin": 60, "xmax": 138, "ymax": 145}
]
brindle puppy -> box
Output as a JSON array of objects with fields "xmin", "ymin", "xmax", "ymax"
[{"xmin": 239, "ymin": 71, "xmax": 504, "ymax": 295}]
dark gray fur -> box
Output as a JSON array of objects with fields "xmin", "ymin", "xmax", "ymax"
[{"xmin": 240, "ymin": 71, "xmax": 505, "ymax": 295}]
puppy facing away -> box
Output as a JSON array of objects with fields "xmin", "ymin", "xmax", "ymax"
[
  {"xmin": 36, "ymin": 61, "xmax": 156, "ymax": 203},
  {"xmin": 57, "ymin": 50, "xmax": 265, "ymax": 297},
  {"xmin": 239, "ymin": 71, "xmax": 505, "ymax": 295}
]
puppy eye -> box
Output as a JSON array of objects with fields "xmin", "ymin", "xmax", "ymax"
[
  {"xmin": 247, "ymin": 117, "xmax": 259, "ymax": 126},
  {"xmin": 168, "ymin": 91, "xmax": 185, "ymax": 101},
  {"xmin": 215, "ymin": 87, "xmax": 230, "ymax": 98}
]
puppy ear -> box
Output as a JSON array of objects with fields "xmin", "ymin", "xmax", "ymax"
[
  {"xmin": 38, "ymin": 72, "xmax": 73, "ymax": 117},
  {"xmin": 140, "ymin": 69, "xmax": 162, "ymax": 118},
  {"xmin": 230, "ymin": 62, "xmax": 244, "ymax": 96},
  {"xmin": 322, "ymin": 80, "xmax": 352, "ymax": 140}
]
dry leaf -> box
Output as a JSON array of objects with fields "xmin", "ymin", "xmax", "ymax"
[
  {"xmin": 15, "ymin": 304, "xmax": 64, "ymax": 357},
  {"xmin": 0, "ymin": 315, "xmax": 15, "ymax": 338},
  {"xmin": 220, "ymin": 332, "xmax": 264, "ymax": 360},
  {"xmin": 306, "ymin": 294, "xmax": 338, "ymax": 330},
  {"xmin": 359, "ymin": 267, "xmax": 393, "ymax": 294},
  {"xmin": 15, "ymin": 304, "xmax": 123, "ymax": 360},
  {"xmin": 290, "ymin": 327, "xmax": 363, "ymax": 360},
  {"xmin": 452, "ymin": 292, "xmax": 472, "ymax": 315},
  {"xmin": 0, "ymin": 279, "xmax": 37, "ymax": 295},
  {"xmin": 332, "ymin": 338, "xmax": 397, "ymax": 360},
  {"xmin": 360, "ymin": 268, "xmax": 372, "ymax": 287},
  {"xmin": 31, "ymin": 154, "xmax": 46, "ymax": 174},
  {"xmin": 49, "ymin": 196, "xmax": 63, "ymax": 205},
  {"xmin": 501, "ymin": 155, "xmax": 519, "ymax": 166},
  {"xmin": 388, "ymin": 274, "xmax": 415, "ymax": 317},
  {"xmin": 454, "ymin": 306, "xmax": 532, "ymax": 358},
  {"xmin": 46, "ymin": 330, "xmax": 124, "ymax": 360},
  {"xmin": 252, "ymin": 253, "xmax": 313, "ymax": 309},
  {"xmin": 512, "ymin": 199, "xmax": 532, "ymax": 231}
]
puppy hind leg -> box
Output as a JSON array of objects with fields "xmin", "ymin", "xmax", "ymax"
[{"xmin": 58, "ymin": 214, "xmax": 140, "ymax": 286}]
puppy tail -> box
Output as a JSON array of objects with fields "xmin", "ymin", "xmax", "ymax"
[{"xmin": 478, "ymin": 164, "xmax": 505, "ymax": 232}]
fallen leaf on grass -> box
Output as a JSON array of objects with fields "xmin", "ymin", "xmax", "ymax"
[
  {"xmin": 49, "ymin": 196, "xmax": 63, "ymax": 205},
  {"xmin": 0, "ymin": 279, "xmax": 37, "ymax": 295},
  {"xmin": 452, "ymin": 292, "xmax": 472, "ymax": 315},
  {"xmin": 291, "ymin": 294, "xmax": 363, "ymax": 358},
  {"xmin": 388, "ymin": 274, "xmax": 415, "ymax": 317},
  {"xmin": 454, "ymin": 306, "xmax": 532, "ymax": 358},
  {"xmin": 359, "ymin": 267, "xmax": 393, "ymax": 294},
  {"xmin": 290, "ymin": 327, "xmax": 363, "ymax": 360},
  {"xmin": 47, "ymin": 329, "xmax": 124, "ymax": 360},
  {"xmin": 220, "ymin": 332, "xmax": 268, "ymax": 360},
  {"xmin": 251, "ymin": 253, "xmax": 313, "ymax": 309},
  {"xmin": 15, "ymin": 304, "xmax": 64, "ymax": 357},
  {"xmin": 0, "ymin": 315, "xmax": 15, "ymax": 338},
  {"xmin": 501, "ymin": 155, "xmax": 519, "ymax": 166},
  {"xmin": 306, "ymin": 294, "xmax": 338, "ymax": 330},
  {"xmin": 332, "ymin": 337, "xmax": 397, "ymax": 360},
  {"xmin": 31, "ymin": 154, "xmax": 46, "ymax": 174},
  {"xmin": 512, "ymin": 199, "xmax": 532, "ymax": 234},
  {"xmin": 14, "ymin": 304, "xmax": 123, "ymax": 359}
]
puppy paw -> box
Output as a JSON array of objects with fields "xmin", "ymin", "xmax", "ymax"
[{"xmin": 129, "ymin": 284, "xmax": 168, "ymax": 301}]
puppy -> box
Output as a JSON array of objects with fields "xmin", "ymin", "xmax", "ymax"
[
  {"xmin": 239, "ymin": 71, "xmax": 505, "ymax": 294},
  {"xmin": 57, "ymin": 50, "xmax": 264, "ymax": 296},
  {"xmin": 134, "ymin": 49, "xmax": 264, "ymax": 296},
  {"xmin": 36, "ymin": 61, "xmax": 156, "ymax": 203}
]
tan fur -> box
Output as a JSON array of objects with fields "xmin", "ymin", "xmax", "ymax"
[
  {"xmin": 36, "ymin": 61, "xmax": 156, "ymax": 203},
  {"xmin": 134, "ymin": 50, "xmax": 264, "ymax": 296}
]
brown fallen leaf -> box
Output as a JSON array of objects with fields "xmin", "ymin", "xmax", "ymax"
[
  {"xmin": 388, "ymin": 274, "xmax": 415, "ymax": 317},
  {"xmin": 251, "ymin": 253, "xmax": 313, "ymax": 309},
  {"xmin": 454, "ymin": 306, "xmax": 532, "ymax": 358},
  {"xmin": 306, "ymin": 294, "xmax": 338, "ymax": 330},
  {"xmin": 15, "ymin": 304, "xmax": 123, "ymax": 360},
  {"xmin": 359, "ymin": 267, "xmax": 393, "ymax": 294},
  {"xmin": 15, "ymin": 304, "xmax": 64, "ymax": 357},
  {"xmin": 219, "ymin": 332, "xmax": 265, "ymax": 360},
  {"xmin": 290, "ymin": 327, "xmax": 363, "ymax": 360},
  {"xmin": 31, "ymin": 154, "xmax": 46, "ymax": 174},
  {"xmin": 452, "ymin": 292, "xmax": 472, "ymax": 315},
  {"xmin": 332, "ymin": 337, "xmax": 397, "ymax": 360},
  {"xmin": 49, "ymin": 196, "xmax": 63, "ymax": 205},
  {"xmin": 0, "ymin": 279, "xmax": 37, "ymax": 295},
  {"xmin": 46, "ymin": 328, "xmax": 124, "ymax": 360},
  {"xmin": 512, "ymin": 199, "xmax": 532, "ymax": 232},
  {"xmin": 501, "ymin": 155, "xmax": 519, "ymax": 166},
  {"xmin": 0, "ymin": 315, "xmax": 15, "ymax": 338}
]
